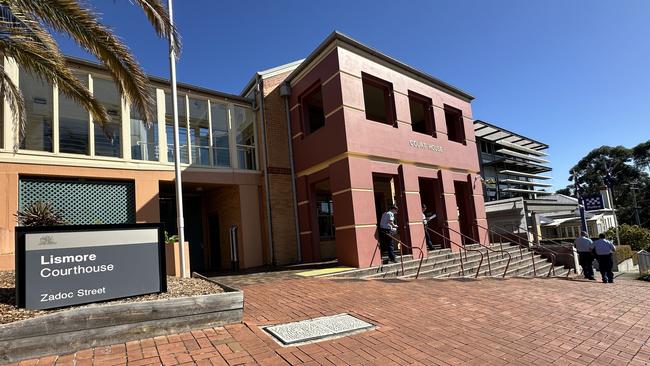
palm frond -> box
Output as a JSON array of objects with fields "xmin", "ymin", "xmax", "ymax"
[
  {"xmin": 10, "ymin": 0, "xmax": 155, "ymax": 123},
  {"xmin": 0, "ymin": 64, "xmax": 26, "ymax": 151},
  {"xmin": 130, "ymin": 0, "xmax": 181, "ymax": 54},
  {"xmin": 0, "ymin": 31, "xmax": 110, "ymax": 133}
]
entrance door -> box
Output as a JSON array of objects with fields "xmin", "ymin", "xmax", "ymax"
[
  {"xmin": 208, "ymin": 213, "xmax": 221, "ymax": 271},
  {"xmin": 454, "ymin": 180, "xmax": 478, "ymax": 244}
]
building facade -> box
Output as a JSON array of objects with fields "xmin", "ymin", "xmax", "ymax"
[
  {"xmin": 474, "ymin": 120, "xmax": 552, "ymax": 202},
  {"xmin": 0, "ymin": 32, "xmax": 488, "ymax": 271}
]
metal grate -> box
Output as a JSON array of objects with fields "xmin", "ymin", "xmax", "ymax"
[{"xmin": 19, "ymin": 178, "xmax": 136, "ymax": 225}]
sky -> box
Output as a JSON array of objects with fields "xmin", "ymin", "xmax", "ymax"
[{"xmin": 54, "ymin": 0, "xmax": 650, "ymax": 190}]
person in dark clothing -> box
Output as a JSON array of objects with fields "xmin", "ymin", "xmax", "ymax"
[
  {"xmin": 594, "ymin": 233, "xmax": 616, "ymax": 283},
  {"xmin": 574, "ymin": 231, "xmax": 595, "ymax": 280},
  {"xmin": 379, "ymin": 205, "xmax": 398, "ymax": 264}
]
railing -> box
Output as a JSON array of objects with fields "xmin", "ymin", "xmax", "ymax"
[
  {"xmin": 445, "ymin": 225, "xmax": 511, "ymax": 278},
  {"xmin": 368, "ymin": 231, "xmax": 425, "ymax": 279},
  {"xmin": 426, "ymin": 227, "xmax": 485, "ymax": 278},
  {"xmin": 475, "ymin": 222, "xmax": 547, "ymax": 277},
  {"xmin": 487, "ymin": 223, "xmax": 575, "ymax": 277}
]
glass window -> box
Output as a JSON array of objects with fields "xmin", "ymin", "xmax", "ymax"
[
  {"xmin": 234, "ymin": 105, "xmax": 256, "ymax": 170},
  {"xmin": 165, "ymin": 93, "xmax": 188, "ymax": 164},
  {"xmin": 301, "ymin": 85, "xmax": 325, "ymax": 134},
  {"xmin": 189, "ymin": 98, "xmax": 209, "ymax": 165},
  {"xmin": 19, "ymin": 69, "xmax": 53, "ymax": 152},
  {"xmin": 362, "ymin": 73, "xmax": 395, "ymax": 126},
  {"xmin": 130, "ymin": 91, "xmax": 158, "ymax": 161},
  {"xmin": 93, "ymin": 78, "xmax": 121, "ymax": 157},
  {"xmin": 59, "ymin": 73, "xmax": 89, "ymax": 155},
  {"xmin": 317, "ymin": 193, "xmax": 335, "ymax": 240},
  {"xmin": 210, "ymin": 101, "xmax": 230, "ymax": 167},
  {"xmin": 444, "ymin": 105, "xmax": 466, "ymax": 144}
]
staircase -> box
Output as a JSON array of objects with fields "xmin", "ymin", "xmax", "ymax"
[{"xmin": 324, "ymin": 243, "xmax": 572, "ymax": 280}]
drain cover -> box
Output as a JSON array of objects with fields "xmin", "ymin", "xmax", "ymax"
[{"xmin": 263, "ymin": 313, "xmax": 374, "ymax": 345}]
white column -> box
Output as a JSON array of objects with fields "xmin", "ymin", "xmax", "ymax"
[
  {"xmin": 228, "ymin": 103, "xmax": 238, "ymax": 169},
  {"xmin": 156, "ymin": 88, "xmax": 167, "ymax": 163},
  {"xmin": 52, "ymin": 83, "xmax": 60, "ymax": 154},
  {"xmin": 121, "ymin": 97, "xmax": 131, "ymax": 160},
  {"xmin": 88, "ymin": 74, "xmax": 95, "ymax": 157},
  {"xmin": 207, "ymin": 99, "xmax": 214, "ymax": 166},
  {"xmin": 3, "ymin": 57, "xmax": 19, "ymax": 150},
  {"xmin": 185, "ymin": 95, "xmax": 191, "ymax": 164}
]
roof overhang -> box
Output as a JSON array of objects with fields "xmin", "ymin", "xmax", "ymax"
[{"xmin": 474, "ymin": 120, "xmax": 548, "ymax": 151}]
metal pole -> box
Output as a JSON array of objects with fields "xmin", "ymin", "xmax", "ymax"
[
  {"xmin": 631, "ymin": 184, "xmax": 641, "ymax": 226},
  {"xmin": 167, "ymin": 0, "xmax": 187, "ymax": 277},
  {"xmin": 607, "ymin": 186, "xmax": 621, "ymax": 245},
  {"xmin": 573, "ymin": 173, "xmax": 588, "ymax": 234}
]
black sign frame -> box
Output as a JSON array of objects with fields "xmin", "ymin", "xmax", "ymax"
[{"xmin": 15, "ymin": 223, "xmax": 167, "ymax": 309}]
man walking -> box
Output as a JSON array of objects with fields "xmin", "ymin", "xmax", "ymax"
[
  {"xmin": 593, "ymin": 233, "xmax": 616, "ymax": 283},
  {"xmin": 422, "ymin": 204, "xmax": 437, "ymax": 251},
  {"xmin": 574, "ymin": 231, "xmax": 595, "ymax": 280},
  {"xmin": 379, "ymin": 205, "xmax": 399, "ymax": 264}
]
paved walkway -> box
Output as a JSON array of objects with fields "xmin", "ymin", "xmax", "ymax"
[{"xmin": 7, "ymin": 276, "xmax": 650, "ymax": 365}]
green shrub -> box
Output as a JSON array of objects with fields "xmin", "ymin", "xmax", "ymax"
[
  {"xmin": 606, "ymin": 224, "xmax": 650, "ymax": 251},
  {"xmin": 615, "ymin": 245, "xmax": 634, "ymax": 264}
]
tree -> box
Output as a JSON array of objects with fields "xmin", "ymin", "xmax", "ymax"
[
  {"xmin": 605, "ymin": 224, "xmax": 650, "ymax": 251},
  {"xmin": 558, "ymin": 141, "xmax": 650, "ymax": 228},
  {"xmin": 0, "ymin": 0, "xmax": 180, "ymax": 146}
]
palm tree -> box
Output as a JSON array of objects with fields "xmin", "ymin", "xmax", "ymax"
[{"xmin": 0, "ymin": 0, "xmax": 180, "ymax": 147}]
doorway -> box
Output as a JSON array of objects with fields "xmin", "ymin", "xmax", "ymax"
[
  {"xmin": 159, "ymin": 193, "xmax": 207, "ymax": 273},
  {"xmin": 208, "ymin": 213, "xmax": 221, "ymax": 271},
  {"xmin": 418, "ymin": 177, "xmax": 446, "ymax": 248},
  {"xmin": 454, "ymin": 180, "xmax": 478, "ymax": 244}
]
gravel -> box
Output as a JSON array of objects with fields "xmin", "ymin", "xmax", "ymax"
[{"xmin": 0, "ymin": 271, "xmax": 223, "ymax": 325}]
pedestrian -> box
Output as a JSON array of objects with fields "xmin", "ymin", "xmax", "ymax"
[
  {"xmin": 379, "ymin": 205, "xmax": 399, "ymax": 264},
  {"xmin": 574, "ymin": 231, "xmax": 595, "ymax": 280},
  {"xmin": 593, "ymin": 233, "xmax": 616, "ymax": 283},
  {"xmin": 422, "ymin": 204, "xmax": 437, "ymax": 251}
]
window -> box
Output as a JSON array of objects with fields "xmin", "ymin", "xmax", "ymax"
[
  {"xmin": 234, "ymin": 105, "xmax": 256, "ymax": 170},
  {"xmin": 130, "ymin": 91, "xmax": 158, "ymax": 161},
  {"xmin": 317, "ymin": 193, "xmax": 335, "ymax": 240},
  {"xmin": 362, "ymin": 73, "xmax": 395, "ymax": 126},
  {"xmin": 408, "ymin": 91, "xmax": 435, "ymax": 136},
  {"xmin": 444, "ymin": 105, "xmax": 465, "ymax": 144},
  {"xmin": 301, "ymin": 84, "xmax": 325, "ymax": 134},
  {"xmin": 189, "ymin": 98, "xmax": 209, "ymax": 165},
  {"xmin": 165, "ymin": 93, "xmax": 189, "ymax": 163},
  {"xmin": 19, "ymin": 69, "xmax": 53, "ymax": 152},
  {"xmin": 93, "ymin": 78, "xmax": 121, "ymax": 157},
  {"xmin": 210, "ymin": 102, "xmax": 230, "ymax": 167},
  {"xmin": 59, "ymin": 73, "xmax": 89, "ymax": 155}
]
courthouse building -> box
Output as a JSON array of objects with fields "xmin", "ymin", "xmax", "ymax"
[{"xmin": 0, "ymin": 32, "xmax": 488, "ymax": 271}]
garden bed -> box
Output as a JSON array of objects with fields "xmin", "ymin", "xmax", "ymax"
[
  {"xmin": 0, "ymin": 271, "xmax": 223, "ymax": 325},
  {"xmin": 0, "ymin": 271, "xmax": 243, "ymax": 362}
]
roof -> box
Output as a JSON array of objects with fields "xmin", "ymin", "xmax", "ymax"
[
  {"xmin": 66, "ymin": 56, "xmax": 253, "ymax": 105},
  {"xmin": 474, "ymin": 119, "xmax": 548, "ymax": 151},
  {"xmin": 283, "ymin": 31, "xmax": 474, "ymax": 102},
  {"xmin": 239, "ymin": 59, "xmax": 304, "ymax": 97}
]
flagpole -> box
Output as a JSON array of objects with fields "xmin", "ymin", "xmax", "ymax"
[{"xmin": 167, "ymin": 0, "xmax": 187, "ymax": 277}]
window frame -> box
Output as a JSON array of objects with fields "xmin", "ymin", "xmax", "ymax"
[
  {"xmin": 299, "ymin": 81, "xmax": 326, "ymax": 135},
  {"xmin": 407, "ymin": 90, "xmax": 436, "ymax": 137},
  {"xmin": 443, "ymin": 104, "xmax": 466, "ymax": 144},
  {"xmin": 361, "ymin": 72, "xmax": 396, "ymax": 127}
]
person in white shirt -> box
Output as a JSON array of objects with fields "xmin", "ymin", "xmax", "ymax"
[
  {"xmin": 593, "ymin": 233, "xmax": 616, "ymax": 283},
  {"xmin": 379, "ymin": 205, "xmax": 398, "ymax": 264},
  {"xmin": 574, "ymin": 231, "xmax": 595, "ymax": 280},
  {"xmin": 422, "ymin": 204, "xmax": 437, "ymax": 251}
]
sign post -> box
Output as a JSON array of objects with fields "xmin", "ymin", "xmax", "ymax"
[{"xmin": 16, "ymin": 224, "xmax": 166, "ymax": 310}]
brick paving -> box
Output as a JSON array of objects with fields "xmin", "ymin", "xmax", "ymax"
[{"xmin": 6, "ymin": 277, "xmax": 650, "ymax": 365}]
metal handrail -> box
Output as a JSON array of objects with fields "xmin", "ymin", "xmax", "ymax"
[
  {"xmin": 368, "ymin": 231, "xmax": 425, "ymax": 279},
  {"xmin": 475, "ymin": 222, "xmax": 549, "ymax": 277},
  {"xmin": 444, "ymin": 225, "xmax": 511, "ymax": 278},
  {"xmin": 387, "ymin": 232, "xmax": 425, "ymax": 279},
  {"xmin": 426, "ymin": 227, "xmax": 484, "ymax": 278},
  {"xmin": 488, "ymin": 224, "xmax": 574, "ymax": 277}
]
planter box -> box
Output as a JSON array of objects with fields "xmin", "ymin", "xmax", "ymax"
[
  {"xmin": 0, "ymin": 289, "xmax": 243, "ymax": 362},
  {"xmin": 165, "ymin": 241, "xmax": 191, "ymax": 277}
]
